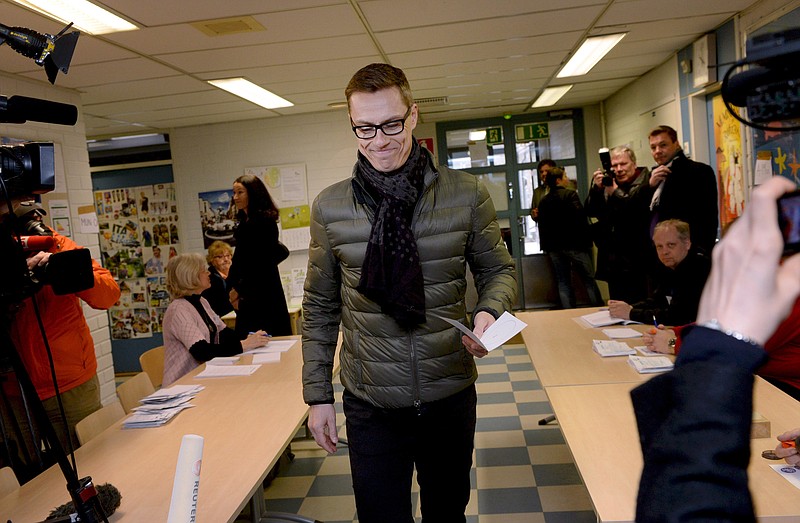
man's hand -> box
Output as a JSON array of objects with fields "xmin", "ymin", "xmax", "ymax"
[
  {"xmin": 608, "ymin": 299, "xmax": 632, "ymax": 320},
  {"xmin": 649, "ymin": 164, "xmax": 671, "ymax": 187},
  {"xmin": 643, "ymin": 325, "xmax": 676, "ymax": 354},
  {"xmin": 774, "ymin": 429, "xmax": 800, "ymax": 466},
  {"xmin": 591, "ymin": 168, "xmax": 604, "ymax": 188},
  {"xmin": 462, "ymin": 311, "xmax": 494, "ymax": 358},
  {"xmin": 26, "ymin": 251, "xmax": 52, "ymax": 270},
  {"xmin": 308, "ymin": 404, "xmax": 338, "ymax": 454},
  {"xmin": 697, "ymin": 177, "xmax": 800, "ymax": 345}
]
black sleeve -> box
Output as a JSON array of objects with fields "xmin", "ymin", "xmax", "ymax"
[
  {"xmin": 632, "ymin": 327, "xmax": 766, "ymax": 522},
  {"xmin": 187, "ymin": 328, "xmax": 242, "ymax": 362}
]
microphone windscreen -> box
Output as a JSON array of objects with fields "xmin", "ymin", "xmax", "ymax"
[
  {"xmin": 47, "ymin": 483, "xmax": 122, "ymax": 519},
  {"xmin": 4, "ymin": 95, "xmax": 77, "ymax": 125}
]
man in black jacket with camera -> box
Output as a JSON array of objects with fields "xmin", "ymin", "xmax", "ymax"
[{"xmin": 585, "ymin": 145, "xmax": 653, "ymax": 303}]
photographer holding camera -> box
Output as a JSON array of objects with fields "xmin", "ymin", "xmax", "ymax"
[
  {"xmin": 0, "ymin": 201, "xmax": 120, "ymax": 481},
  {"xmin": 585, "ymin": 145, "xmax": 653, "ymax": 303}
]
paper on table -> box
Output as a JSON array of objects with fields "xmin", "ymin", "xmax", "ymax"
[
  {"xmin": 247, "ymin": 339, "xmax": 296, "ymax": 353},
  {"xmin": 434, "ymin": 311, "xmax": 527, "ymax": 351},
  {"xmin": 580, "ymin": 310, "xmax": 641, "ymax": 328},
  {"xmin": 252, "ymin": 352, "xmax": 281, "ymax": 364},
  {"xmin": 770, "ymin": 464, "xmax": 800, "ymax": 490},
  {"xmin": 207, "ymin": 356, "xmax": 240, "ymax": 365},
  {"xmin": 195, "ymin": 364, "xmax": 261, "ymax": 378},
  {"xmin": 602, "ymin": 327, "xmax": 642, "ymax": 339}
]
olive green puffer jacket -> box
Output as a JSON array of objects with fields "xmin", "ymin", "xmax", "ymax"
[{"xmin": 302, "ymin": 157, "xmax": 517, "ymax": 409}]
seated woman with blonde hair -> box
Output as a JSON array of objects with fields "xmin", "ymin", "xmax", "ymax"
[
  {"xmin": 201, "ymin": 240, "xmax": 234, "ymax": 317},
  {"xmin": 162, "ymin": 253, "xmax": 268, "ymax": 385}
]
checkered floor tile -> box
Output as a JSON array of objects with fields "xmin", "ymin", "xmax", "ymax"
[{"xmin": 254, "ymin": 344, "xmax": 596, "ymax": 523}]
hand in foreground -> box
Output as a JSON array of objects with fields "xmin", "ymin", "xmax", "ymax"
[
  {"xmin": 462, "ymin": 311, "xmax": 494, "ymax": 358},
  {"xmin": 608, "ymin": 299, "xmax": 632, "ymax": 320},
  {"xmin": 26, "ymin": 250, "xmax": 52, "ymax": 270},
  {"xmin": 697, "ymin": 177, "xmax": 800, "ymax": 345},
  {"xmin": 643, "ymin": 325, "xmax": 675, "ymax": 354},
  {"xmin": 308, "ymin": 404, "xmax": 338, "ymax": 454},
  {"xmin": 774, "ymin": 429, "xmax": 800, "ymax": 466},
  {"xmin": 242, "ymin": 330, "xmax": 269, "ymax": 351}
]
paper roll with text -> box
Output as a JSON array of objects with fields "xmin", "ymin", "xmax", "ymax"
[{"xmin": 167, "ymin": 434, "xmax": 204, "ymax": 523}]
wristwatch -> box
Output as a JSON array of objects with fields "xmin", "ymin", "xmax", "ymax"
[{"xmin": 667, "ymin": 337, "xmax": 677, "ymax": 353}]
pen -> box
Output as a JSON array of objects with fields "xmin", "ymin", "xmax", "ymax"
[{"xmin": 652, "ymin": 315, "xmax": 659, "ymax": 330}]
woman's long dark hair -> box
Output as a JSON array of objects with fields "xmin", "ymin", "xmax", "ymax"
[{"xmin": 234, "ymin": 174, "xmax": 279, "ymax": 222}]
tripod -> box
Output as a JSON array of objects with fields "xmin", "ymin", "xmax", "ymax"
[{"xmin": 0, "ymin": 322, "xmax": 108, "ymax": 522}]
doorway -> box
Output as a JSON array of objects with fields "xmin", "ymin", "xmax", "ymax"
[{"xmin": 436, "ymin": 110, "xmax": 587, "ymax": 309}]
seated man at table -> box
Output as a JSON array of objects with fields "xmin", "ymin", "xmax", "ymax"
[{"xmin": 608, "ymin": 219, "xmax": 710, "ymax": 326}]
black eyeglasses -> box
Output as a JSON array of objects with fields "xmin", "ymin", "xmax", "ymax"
[{"xmin": 351, "ymin": 106, "xmax": 412, "ymax": 140}]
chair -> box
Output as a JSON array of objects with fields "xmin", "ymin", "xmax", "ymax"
[
  {"xmin": 116, "ymin": 372, "xmax": 155, "ymax": 413},
  {"xmin": 0, "ymin": 467, "xmax": 19, "ymax": 498},
  {"xmin": 75, "ymin": 400, "xmax": 125, "ymax": 445},
  {"xmin": 139, "ymin": 345, "xmax": 165, "ymax": 389}
]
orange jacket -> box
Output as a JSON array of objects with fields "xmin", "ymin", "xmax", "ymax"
[{"xmin": 9, "ymin": 231, "xmax": 120, "ymax": 400}]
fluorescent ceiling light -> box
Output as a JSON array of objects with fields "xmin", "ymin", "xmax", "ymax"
[
  {"xmin": 531, "ymin": 85, "xmax": 573, "ymax": 108},
  {"xmin": 208, "ymin": 78, "xmax": 294, "ymax": 109},
  {"xmin": 557, "ymin": 33, "xmax": 626, "ymax": 78},
  {"xmin": 468, "ymin": 130, "xmax": 486, "ymax": 141},
  {"xmin": 11, "ymin": 0, "xmax": 138, "ymax": 35}
]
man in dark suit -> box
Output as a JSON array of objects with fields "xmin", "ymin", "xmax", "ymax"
[
  {"xmin": 538, "ymin": 167, "xmax": 602, "ymax": 309},
  {"xmin": 648, "ymin": 125, "xmax": 719, "ymax": 255}
]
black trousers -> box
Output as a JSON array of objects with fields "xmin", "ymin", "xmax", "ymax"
[{"xmin": 343, "ymin": 384, "xmax": 477, "ymax": 523}]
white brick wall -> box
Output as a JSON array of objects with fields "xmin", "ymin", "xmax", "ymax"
[{"xmin": 0, "ymin": 72, "xmax": 117, "ymax": 405}]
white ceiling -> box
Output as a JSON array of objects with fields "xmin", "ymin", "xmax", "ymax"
[{"xmin": 0, "ymin": 0, "xmax": 760, "ymax": 139}]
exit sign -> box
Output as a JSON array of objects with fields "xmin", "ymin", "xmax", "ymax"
[
  {"xmin": 485, "ymin": 127, "xmax": 503, "ymax": 145},
  {"xmin": 516, "ymin": 123, "xmax": 549, "ymax": 141}
]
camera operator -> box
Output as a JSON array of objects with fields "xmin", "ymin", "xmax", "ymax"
[
  {"xmin": 0, "ymin": 202, "xmax": 120, "ymax": 481},
  {"xmin": 584, "ymin": 145, "xmax": 653, "ymax": 303}
]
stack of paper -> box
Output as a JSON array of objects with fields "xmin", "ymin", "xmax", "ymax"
[
  {"xmin": 628, "ymin": 355, "xmax": 674, "ymax": 374},
  {"xmin": 592, "ymin": 339, "xmax": 636, "ymax": 357},
  {"xmin": 580, "ymin": 310, "xmax": 641, "ymax": 328},
  {"xmin": 123, "ymin": 384, "xmax": 205, "ymax": 429},
  {"xmin": 195, "ymin": 364, "xmax": 260, "ymax": 378},
  {"xmin": 207, "ymin": 356, "xmax": 241, "ymax": 365},
  {"xmin": 602, "ymin": 327, "xmax": 642, "ymax": 339},
  {"xmin": 247, "ymin": 339, "xmax": 297, "ymax": 354}
]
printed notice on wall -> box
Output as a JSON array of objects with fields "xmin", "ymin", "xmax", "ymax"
[
  {"xmin": 755, "ymin": 150, "xmax": 773, "ymax": 186},
  {"xmin": 78, "ymin": 204, "xmax": 99, "ymax": 234}
]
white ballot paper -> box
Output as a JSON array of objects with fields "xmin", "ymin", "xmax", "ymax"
[{"xmin": 434, "ymin": 311, "xmax": 527, "ymax": 351}]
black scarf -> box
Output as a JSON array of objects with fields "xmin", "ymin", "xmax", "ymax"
[{"xmin": 357, "ymin": 140, "xmax": 427, "ymax": 329}]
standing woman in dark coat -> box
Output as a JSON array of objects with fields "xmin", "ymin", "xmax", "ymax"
[{"xmin": 227, "ymin": 174, "xmax": 292, "ymax": 338}]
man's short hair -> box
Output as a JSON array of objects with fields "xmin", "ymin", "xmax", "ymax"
[
  {"xmin": 537, "ymin": 159, "xmax": 557, "ymax": 173},
  {"xmin": 345, "ymin": 63, "xmax": 414, "ymax": 109},
  {"xmin": 166, "ymin": 252, "xmax": 206, "ymax": 299},
  {"xmin": 649, "ymin": 125, "xmax": 678, "ymax": 143},
  {"xmin": 654, "ymin": 219, "xmax": 690, "ymax": 242},
  {"xmin": 610, "ymin": 145, "xmax": 636, "ymax": 164},
  {"xmin": 545, "ymin": 167, "xmax": 565, "ymax": 189}
]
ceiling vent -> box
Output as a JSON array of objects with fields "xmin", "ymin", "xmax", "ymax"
[
  {"xmin": 192, "ymin": 16, "xmax": 266, "ymax": 36},
  {"xmin": 415, "ymin": 96, "xmax": 448, "ymax": 106}
]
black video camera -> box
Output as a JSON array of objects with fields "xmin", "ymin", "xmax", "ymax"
[{"xmin": 599, "ymin": 148, "xmax": 614, "ymax": 187}]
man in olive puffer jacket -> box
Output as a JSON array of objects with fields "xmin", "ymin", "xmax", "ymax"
[{"xmin": 302, "ymin": 63, "xmax": 517, "ymax": 523}]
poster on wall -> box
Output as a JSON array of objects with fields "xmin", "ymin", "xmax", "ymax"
[
  {"xmin": 95, "ymin": 183, "xmax": 180, "ymax": 339},
  {"xmin": 198, "ymin": 189, "xmax": 236, "ymax": 248},
  {"xmin": 712, "ymin": 95, "xmax": 746, "ymax": 232}
]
